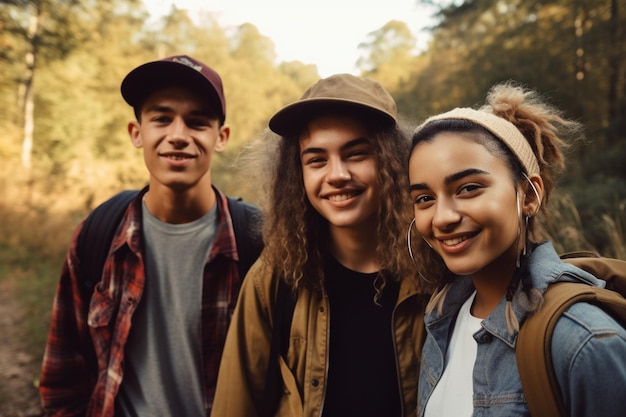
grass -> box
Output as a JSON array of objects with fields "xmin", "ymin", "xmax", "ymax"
[
  {"xmin": 542, "ymin": 191, "xmax": 626, "ymax": 259},
  {"xmin": 0, "ymin": 193, "xmax": 77, "ymax": 369}
]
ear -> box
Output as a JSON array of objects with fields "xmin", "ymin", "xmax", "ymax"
[
  {"xmin": 522, "ymin": 174, "xmax": 544, "ymax": 217},
  {"xmin": 128, "ymin": 121, "xmax": 142, "ymax": 148},
  {"xmin": 214, "ymin": 125, "xmax": 230, "ymax": 152}
]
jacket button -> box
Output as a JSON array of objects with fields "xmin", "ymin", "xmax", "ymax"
[
  {"xmin": 481, "ymin": 334, "xmax": 493, "ymax": 343},
  {"xmin": 311, "ymin": 379, "xmax": 320, "ymax": 387}
]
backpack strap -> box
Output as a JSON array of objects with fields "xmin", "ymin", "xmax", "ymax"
[
  {"xmin": 77, "ymin": 192, "xmax": 263, "ymax": 300},
  {"xmin": 76, "ymin": 190, "xmax": 139, "ymax": 299},
  {"xmin": 261, "ymin": 277, "xmax": 296, "ymax": 417},
  {"xmin": 517, "ymin": 283, "xmax": 584, "ymax": 417},
  {"xmin": 517, "ymin": 278, "xmax": 626, "ymax": 417},
  {"xmin": 226, "ymin": 196, "xmax": 264, "ymax": 280},
  {"xmin": 561, "ymin": 252, "xmax": 626, "ymax": 294}
]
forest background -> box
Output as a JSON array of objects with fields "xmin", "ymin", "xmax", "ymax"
[{"xmin": 0, "ymin": 0, "xmax": 625, "ymax": 413}]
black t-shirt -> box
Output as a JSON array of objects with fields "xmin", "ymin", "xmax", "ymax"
[{"xmin": 321, "ymin": 256, "xmax": 401, "ymax": 417}]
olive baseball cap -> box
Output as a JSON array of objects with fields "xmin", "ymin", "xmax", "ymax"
[
  {"xmin": 269, "ymin": 73, "xmax": 397, "ymax": 136},
  {"xmin": 121, "ymin": 55, "xmax": 226, "ymax": 120}
]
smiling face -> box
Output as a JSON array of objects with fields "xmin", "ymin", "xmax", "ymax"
[
  {"xmin": 128, "ymin": 86, "xmax": 229, "ymax": 193},
  {"xmin": 299, "ymin": 115, "xmax": 380, "ymax": 233},
  {"xmin": 408, "ymin": 132, "xmax": 523, "ymax": 279}
]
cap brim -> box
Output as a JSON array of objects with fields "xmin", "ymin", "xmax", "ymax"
[
  {"xmin": 269, "ymin": 98, "xmax": 396, "ymax": 136},
  {"xmin": 120, "ymin": 61, "xmax": 223, "ymax": 117}
]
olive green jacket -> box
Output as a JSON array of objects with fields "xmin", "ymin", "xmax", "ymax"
[{"xmin": 212, "ymin": 255, "xmax": 428, "ymax": 417}]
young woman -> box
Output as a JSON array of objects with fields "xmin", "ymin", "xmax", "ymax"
[
  {"xmin": 407, "ymin": 82, "xmax": 626, "ymax": 416},
  {"xmin": 212, "ymin": 74, "xmax": 429, "ymax": 417}
]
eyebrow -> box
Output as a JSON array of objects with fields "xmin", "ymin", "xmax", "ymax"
[
  {"xmin": 409, "ymin": 168, "xmax": 490, "ymax": 191},
  {"xmin": 301, "ymin": 137, "xmax": 369, "ymax": 158},
  {"xmin": 145, "ymin": 104, "xmax": 212, "ymax": 118}
]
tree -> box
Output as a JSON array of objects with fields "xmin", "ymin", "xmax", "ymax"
[
  {"xmin": 404, "ymin": 0, "xmax": 626, "ymax": 253},
  {"xmin": 357, "ymin": 20, "xmax": 417, "ymax": 91},
  {"xmin": 4, "ymin": 0, "xmax": 121, "ymax": 169}
]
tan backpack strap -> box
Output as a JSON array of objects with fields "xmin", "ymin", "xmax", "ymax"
[
  {"xmin": 517, "ymin": 282, "xmax": 591, "ymax": 417},
  {"xmin": 563, "ymin": 256, "xmax": 626, "ymax": 294}
]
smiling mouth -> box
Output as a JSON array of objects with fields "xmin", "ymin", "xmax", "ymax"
[
  {"xmin": 161, "ymin": 154, "xmax": 194, "ymax": 160},
  {"xmin": 327, "ymin": 192, "xmax": 358, "ymax": 202},
  {"xmin": 441, "ymin": 233, "xmax": 477, "ymax": 246}
]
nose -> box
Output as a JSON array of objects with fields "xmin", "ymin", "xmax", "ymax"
[
  {"xmin": 168, "ymin": 117, "xmax": 189, "ymax": 147},
  {"xmin": 432, "ymin": 196, "xmax": 461, "ymax": 231},
  {"xmin": 327, "ymin": 157, "xmax": 351, "ymax": 183}
]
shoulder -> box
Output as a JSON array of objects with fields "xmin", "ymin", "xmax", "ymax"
[
  {"xmin": 240, "ymin": 255, "xmax": 280, "ymax": 303},
  {"xmin": 551, "ymin": 302, "xmax": 626, "ymax": 414},
  {"xmin": 527, "ymin": 242, "xmax": 606, "ymax": 291},
  {"xmin": 552, "ymin": 301, "xmax": 626, "ymax": 370},
  {"xmin": 216, "ymin": 188, "xmax": 261, "ymax": 216},
  {"xmin": 553, "ymin": 301, "xmax": 626, "ymax": 345}
]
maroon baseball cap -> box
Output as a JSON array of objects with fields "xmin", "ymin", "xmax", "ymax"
[{"xmin": 121, "ymin": 55, "xmax": 226, "ymax": 120}]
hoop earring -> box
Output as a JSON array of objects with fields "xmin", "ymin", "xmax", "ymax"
[
  {"xmin": 407, "ymin": 218, "xmax": 418, "ymax": 264},
  {"xmin": 515, "ymin": 187, "xmax": 532, "ymax": 268},
  {"xmin": 406, "ymin": 218, "xmax": 436, "ymax": 284},
  {"xmin": 515, "ymin": 191, "xmax": 523, "ymax": 268},
  {"xmin": 522, "ymin": 172, "xmax": 542, "ymax": 216}
]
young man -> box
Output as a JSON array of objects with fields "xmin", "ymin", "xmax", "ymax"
[
  {"xmin": 212, "ymin": 74, "xmax": 429, "ymax": 417},
  {"xmin": 39, "ymin": 55, "xmax": 262, "ymax": 417}
]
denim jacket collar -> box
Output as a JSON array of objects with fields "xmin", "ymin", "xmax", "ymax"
[{"xmin": 424, "ymin": 242, "xmax": 606, "ymax": 349}]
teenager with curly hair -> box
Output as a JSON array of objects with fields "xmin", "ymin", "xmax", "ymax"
[{"xmin": 212, "ymin": 74, "xmax": 430, "ymax": 417}]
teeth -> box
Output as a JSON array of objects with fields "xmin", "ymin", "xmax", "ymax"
[
  {"xmin": 443, "ymin": 236, "xmax": 469, "ymax": 246},
  {"xmin": 165, "ymin": 155, "xmax": 189, "ymax": 160},
  {"xmin": 328, "ymin": 193, "xmax": 355, "ymax": 202}
]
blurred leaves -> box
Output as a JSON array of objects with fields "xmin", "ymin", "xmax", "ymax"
[{"xmin": 0, "ymin": 0, "xmax": 623, "ymax": 254}]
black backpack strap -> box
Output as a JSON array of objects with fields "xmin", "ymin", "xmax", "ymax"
[
  {"xmin": 226, "ymin": 196, "xmax": 263, "ymax": 279},
  {"xmin": 76, "ymin": 190, "xmax": 139, "ymax": 299},
  {"xmin": 261, "ymin": 278, "xmax": 296, "ymax": 417},
  {"xmin": 76, "ymin": 192, "xmax": 260, "ymax": 300}
]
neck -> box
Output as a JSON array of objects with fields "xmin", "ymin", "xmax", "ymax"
[
  {"xmin": 469, "ymin": 249, "xmax": 518, "ymax": 318},
  {"xmin": 144, "ymin": 183, "xmax": 216, "ymax": 224},
  {"xmin": 328, "ymin": 225, "xmax": 379, "ymax": 273}
]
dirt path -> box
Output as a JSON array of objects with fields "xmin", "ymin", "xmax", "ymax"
[{"xmin": 0, "ymin": 276, "xmax": 44, "ymax": 417}]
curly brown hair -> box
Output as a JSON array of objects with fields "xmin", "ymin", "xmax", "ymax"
[{"xmin": 251, "ymin": 110, "xmax": 420, "ymax": 295}]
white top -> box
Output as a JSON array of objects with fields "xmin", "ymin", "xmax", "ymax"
[{"xmin": 425, "ymin": 291, "xmax": 482, "ymax": 417}]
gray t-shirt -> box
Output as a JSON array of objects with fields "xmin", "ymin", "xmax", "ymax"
[{"xmin": 115, "ymin": 199, "xmax": 217, "ymax": 416}]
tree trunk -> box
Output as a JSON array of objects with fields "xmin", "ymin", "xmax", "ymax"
[{"xmin": 20, "ymin": 3, "xmax": 41, "ymax": 170}]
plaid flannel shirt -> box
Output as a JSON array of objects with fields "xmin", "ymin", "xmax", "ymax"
[{"xmin": 39, "ymin": 186, "xmax": 242, "ymax": 417}]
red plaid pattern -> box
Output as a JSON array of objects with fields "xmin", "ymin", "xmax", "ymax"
[{"xmin": 39, "ymin": 187, "xmax": 241, "ymax": 417}]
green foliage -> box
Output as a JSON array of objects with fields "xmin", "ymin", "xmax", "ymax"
[
  {"xmin": 1, "ymin": 0, "xmax": 622, "ymax": 240},
  {"xmin": 0, "ymin": 1, "xmax": 624, "ymax": 389},
  {"xmin": 396, "ymin": 0, "xmax": 626, "ymax": 252}
]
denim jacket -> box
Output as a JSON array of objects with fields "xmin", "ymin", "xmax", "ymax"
[{"xmin": 418, "ymin": 242, "xmax": 626, "ymax": 417}]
